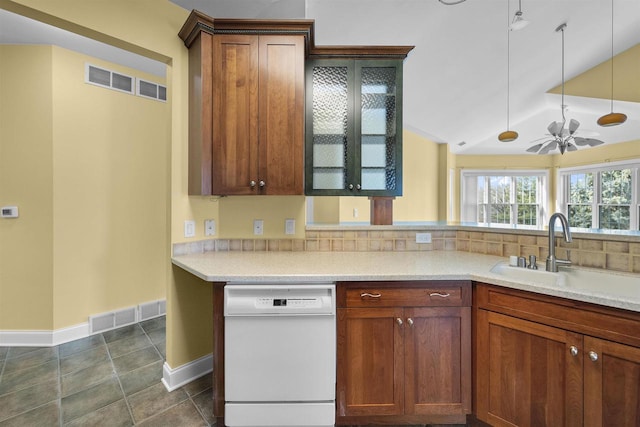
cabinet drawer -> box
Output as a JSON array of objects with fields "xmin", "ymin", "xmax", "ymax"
[{"xmin": 345, "ymin": 287, "xmax": 464, "ymax": 307}]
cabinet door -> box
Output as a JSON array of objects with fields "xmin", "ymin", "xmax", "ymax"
[
  {"xmin": 583, "ymin": 336, "xmax": 640, "ymax": 427},
  {"xmin": 355, "ymin": 60, "xmax": 402, "ymax": 195},
  {"xmin": 337, "ymin": 307, "xmax": 404, "ymax": 417},
  {"xmin": 212, "ymin": 34, "xmax": 259, "ymax": 195},
  {"xmin": 404, "ymin": 307, "xmax": 471, "ymax": 416},
  {"xmin": 476, "ymin": 310, "xmax": 583, "ymax": 427},
  {"xmin": 305, "ymin": 60, "xmax": 355, "ymax": 195},
  {"xmin": 258, "ymin": 35, "xmax": 304, "ymax": 195}
]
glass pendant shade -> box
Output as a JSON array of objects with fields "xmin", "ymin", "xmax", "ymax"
[{"xmin": 597, "ymin": 112, "xmax": 627, "ymax": 127}]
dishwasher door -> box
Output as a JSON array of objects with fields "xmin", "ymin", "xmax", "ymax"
[{"xmin": 224, "ymin": 283, "xmax": 336, "ymax": 427}]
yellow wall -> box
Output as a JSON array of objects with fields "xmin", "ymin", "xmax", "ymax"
[
  {"xmin": 338, "ymin": 129, "xmax": 440, "ymax": 223},
  {"xmin": 0, "ymin": 45, "xmax": 54, "ymax": 329},
  {"xmin": 0, "ymin": 44, "xmax": 170, "ymax": 329},
  {"xmin": 50, "ymin": 47, "xmax": 169, "ymax": 328}
]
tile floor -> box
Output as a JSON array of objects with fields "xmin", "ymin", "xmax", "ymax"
[{"xmin": 0, "ymin": 316, "xmax": 214, "ymax": 426}]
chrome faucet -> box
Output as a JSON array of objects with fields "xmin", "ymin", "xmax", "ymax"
[{"xmin": 546, "ymin": 212, "xmax": 572, "ymax": 272}]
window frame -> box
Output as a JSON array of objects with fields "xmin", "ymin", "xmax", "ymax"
[
  {"xmin": 558, "ymin": 160, "xmax": 640, "ymax": 231},
  {"xmin": 460, "ymin": 169, "xmax": 549, "ymax": 227}
]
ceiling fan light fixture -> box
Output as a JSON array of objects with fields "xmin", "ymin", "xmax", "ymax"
[
  {"xmin": 597, "ymin": 112, "xmax": 627, "ymax": 127},
  {"xmin": 498, "ymin": 130, "xmax": 519, "ymax": 142}
]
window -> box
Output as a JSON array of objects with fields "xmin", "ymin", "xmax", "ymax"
[
  {"xmin": 461, "ymin": 170, "xmax": 548, "ymax": 227},
  {"xmin": 559, "ymin": 161, "xmax": 640, "ymax": 231}
]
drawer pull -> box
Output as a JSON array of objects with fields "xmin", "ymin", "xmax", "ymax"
[
  {"xmin": 360, "ymin": 292, "xmax": 382, "ymax": 299},
  {"xmin": 429, "ymin": 292, "xmax": 451, "ymax": 298}
]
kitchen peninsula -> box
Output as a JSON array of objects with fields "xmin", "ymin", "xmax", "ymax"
[{"xmin": 172, "ymin": 247, "xmax": 640, "ymax": 426}]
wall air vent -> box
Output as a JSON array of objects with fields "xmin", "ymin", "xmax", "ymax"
[
  {"xmin": 137, "ymin": 79, "xmax": 167, "ymax": 102},
  {"xmin": 85, "ymin": 64, "xmax": 135, "ymax": 94}
]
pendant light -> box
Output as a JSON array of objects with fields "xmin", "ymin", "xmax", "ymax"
[
  {"xmin": 597, "ymin": 0, "xmax": 627, "ymax": 127},
  {"xmin": 510, "ymin": 0, "xmax": 529, "ymax": 31},
  {"xmin": 499, "ymin": 0, "xmax": 518, "ymax": 142}
]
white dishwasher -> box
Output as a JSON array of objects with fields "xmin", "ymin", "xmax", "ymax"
[{"xmin": 224, "ymin": 283, "xmax": 336, "ymax": 427}]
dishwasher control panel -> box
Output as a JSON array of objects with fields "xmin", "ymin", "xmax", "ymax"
[
  {"xmin": 257, "ymin": 297, "xmax": 323, "ymax": 309},
  {"xmin": 224, "ymin": 283, "xmax": 335, "ymax": 316}
]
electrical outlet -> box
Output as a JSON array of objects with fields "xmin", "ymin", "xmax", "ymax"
[
  {"xmin": 184, "ymin": 220, "xmax": 196, "ymax": 238},
  {"xmin": 285, "ymin": 218, "xmax": 295, "ymax": 235},
  {"xmin": 205, "ymin": 219, "xmax": 216, "ymax": 236},
  {"xmin": 253, "ymin": 219, "xmax": 264, "ymax": 235},
  {"xmin": 415, "ymin": 232, "xmax": 432, "ymax": 243}
]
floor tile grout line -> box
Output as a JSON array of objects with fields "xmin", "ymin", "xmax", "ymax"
[
  {"xmin": 102, "ymin": 330, "xmax": 138, "ymax": 426},
  {"xmin": 57, "ymin": 345, "xmax": 63, "ymax": 426}
]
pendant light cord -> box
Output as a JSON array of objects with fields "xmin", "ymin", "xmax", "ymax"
[
  {"xmin": 560, "ymin": 25, "xmax": 566, "ymax": 124},
  {"xmin": 506, "ymin": 0, "xmax": 511, "ymax": 129},
  {"xmin": 609, "ymin": 0, "xmax": 615, "ymax": 113}
]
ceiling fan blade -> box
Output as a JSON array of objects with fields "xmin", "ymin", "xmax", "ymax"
[
  {"xmin": 588, "ymin": 138, "xmax": 605, "ymax": 146},
  {"xmin": 573, "ymin": 137, "xmax": 590, "ymax": 146},
  {"xmin": 526, "ymin": 143, "xmax": 544, "ymax": 153},
  {"xmin": 539, "ymin": 140, "xmax": 557, "ymax": 155},
  {"xmin": 567, "ymin": 143, "xmax": 578, "ymax": 152},
  {"xmin": 568, "ymin": 119, "xmax": 580, "ymax": 134}
]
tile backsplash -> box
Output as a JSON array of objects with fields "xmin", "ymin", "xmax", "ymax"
[{"xmin": 172, "ymin": 227, "xmax": 640, "ymax": 274}]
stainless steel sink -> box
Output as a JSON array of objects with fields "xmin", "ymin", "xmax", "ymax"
[
  {"xmin": 489, "ymin": 262, "xmax": 560, "ymax": 286},
  {"xmin": 489, "ymin": 261, "xmax": 640, "ymax": 300}
]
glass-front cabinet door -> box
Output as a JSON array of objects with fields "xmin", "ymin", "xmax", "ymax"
[{"xmin": 305, "ymin": 59, "xmax": 403, "ymax": 196}]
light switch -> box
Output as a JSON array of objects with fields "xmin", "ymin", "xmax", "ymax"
[
  {"xmin": 1, "ymin": 206, "xmax": 18, "ymax": 218},
  {"xmin": 184, "ymin": 220, "xmax": 196, "ymax": 238}
]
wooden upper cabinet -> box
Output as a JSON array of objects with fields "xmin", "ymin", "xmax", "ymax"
[
  {"xmin": 210, "ymin": 34, "xmax": 304, "ymax": 195},
  {"xmin": 179, "ymin": 12, "xmax": 311, "ymax": 195}
]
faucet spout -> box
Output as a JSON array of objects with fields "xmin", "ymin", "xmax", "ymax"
[{"xmin": 546, "ymin": 213, "xmax": 572, "ymax": 272}]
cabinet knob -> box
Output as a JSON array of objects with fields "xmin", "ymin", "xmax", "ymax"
[
  {"xmin": 396, "ymin": 318, "xmax": 403, "ymax": 326},
  {"xmin": 570, "ymin": 345, "xmax": 579, "ymax": 357},
  {"xmin": 355, "ymin": 184, "xmax": 361, "ymax": 190},
  {"xmin": 259, "ymin": 180, "xmax": 265, "ymax": 187},
  {"xmin": 348, "ymin": 184, "xmax": 354, "ymax": 190},
  {"xmin": 360, "ymin": 292, "xmax": 381, "ymax": 299},
  {"xmin": 407, "ymin": 318, "xmax": 414, "ymax": 326},
  {"xmin": 589, "ymin": 351, "xmax": 599, "ymax": 362},
  {"xmin": 250, "ymin": 180, "xmax": 256, "ymax": 188}
]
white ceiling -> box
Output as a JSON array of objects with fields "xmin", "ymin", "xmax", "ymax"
[{"xmin": 2, "ymin": 0, "xmax": 639, "ymax": 155}]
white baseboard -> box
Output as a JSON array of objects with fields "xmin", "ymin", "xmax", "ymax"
[
  {"xmin": 162, "ymin": 354, "xmax": 213, "ymax": 392},
  {"xmin": 0, "ymin": 298, "xmax": 166, "ymax": 347},
  {"xmin": 0, "ymin": 322, "xmax": 89, "ymax": 347}
]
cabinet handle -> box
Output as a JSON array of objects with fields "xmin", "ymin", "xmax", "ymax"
[
  {"xmin": 570, "ymin": 345, "xmax": 579, "ymax": 357},
  {"xmin": 396, "ymin": 318, "xmax": 403, "ymax": 326},
  {"xmin": 407, "ymin": 318, "xmax": 414, "ymax": 326},
  {"xmin": 429, "ymin": 292, "xmax": 451, "ymax": 298},
  {"xmin": 250, "ymin": 180, "xmax": 256, "ymax": 188},
  {"xmin": 589, "ymin": 351, "xmax": 599, "ymax": 362},
  {"xmin": 360, "ymin": 292, "xmax": 382, "ymax": 299},
  {"xmin": 259, "ymin": 180, "xmax": 265, "ymax": 187}
]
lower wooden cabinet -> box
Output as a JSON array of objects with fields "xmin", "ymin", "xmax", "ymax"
[
  {"xmin": 475, "ymin": 283, "xmax": 640, "ymax": 427},
  {"xmin": 336, "ymin": 281, "xmax": 471, "ymax": 425}
]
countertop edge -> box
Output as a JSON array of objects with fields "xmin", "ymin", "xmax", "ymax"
[{"xmin": 171, "ymin": 252, "xmax": 640, "ymax": 313}]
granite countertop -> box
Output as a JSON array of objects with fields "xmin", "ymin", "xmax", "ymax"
[{"xmin": 172, "ymin": 251, "xmax": 640, "ymax": 313}]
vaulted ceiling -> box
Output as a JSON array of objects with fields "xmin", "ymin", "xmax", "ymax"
[{"xmin": 2, "ymin": 0, "xmax": 639, "ymax": 155}]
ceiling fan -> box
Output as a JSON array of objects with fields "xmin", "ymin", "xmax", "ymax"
[
  {"xmin": 526, "ymin": 23, "xmax": 605, "ymax": 155},
  {"xmin": 526, "ymin": 115, "xmax": 605, "ymax": 154}
]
